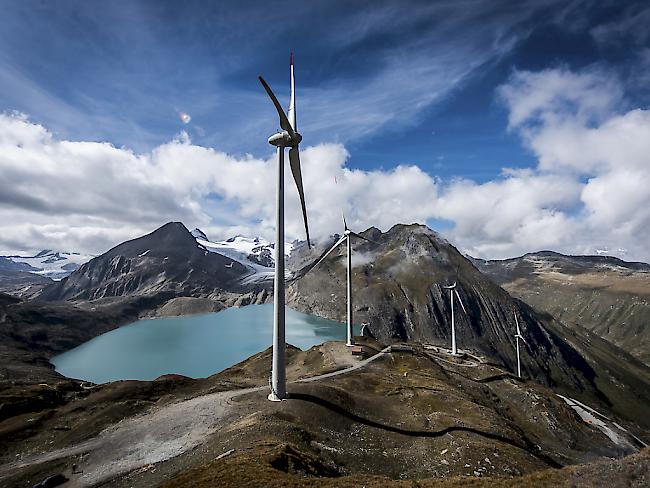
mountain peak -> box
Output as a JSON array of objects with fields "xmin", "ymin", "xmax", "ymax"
[
  {"xmin": 154, "ymin": 221, "xmax": 188, "ymax": 234},
  {"xmin": 40, "ymin": 221, "xmax": 248, "ymax": 301},
  {"xmin": 130, "ymin": 222, "xmax": 196, "ymax": 249}
]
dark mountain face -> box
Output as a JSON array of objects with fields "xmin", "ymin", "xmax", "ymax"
[
  {"xmin": 288, "ymin": 224, "xmax": 650, "ymax": 430},
  {"xmin": 39, "ymin": 222, "xmax": 249, "ymax": 302},
  {"xmin": 290, "ymin": 225, "xmax": 553, "ymax": 354},
  {"xmin": 470, "ymin": 252, "xmax": 650, "ymax": 366}
]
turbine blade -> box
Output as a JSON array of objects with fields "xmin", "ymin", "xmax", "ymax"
[
  {"xmin": 258, "ymin": 76, "xmax": 295, "ymax": 137},
  {"xmin": 289, "ymin": 146, "xmax": 310, "ymax": 247},
  {"xmin": 342, "ymin": 212, "xmax": 348, "ymax": 231},
  {"xmin": 350, "ymin": 231, "xmax": 379, "ymax": 245},
  {"xmin": 514, "ymin": 313, "xmax": 521, "ymax": 336},
  {"xmin": 288, "ymin": 52, "xmax": 296, "ymax": 131},
  {"xmin": 454, "ymin": 289, "xmax": 467, "ymax": 314},
  {"xmin": 307, "ymin": 234, "xmax": 347, "ymax": 273}
]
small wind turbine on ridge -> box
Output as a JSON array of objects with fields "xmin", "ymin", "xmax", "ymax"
[
  {"xmin": 259, "ymin": 53, "xmax": 311, "ymax": 402},
  {"xmin": 304, "ymin": 214, "xmax": 376, "ymax": 347},
  {"xmin": 513, "ymin": 312, "xmax": 528, "ymax": 378},
  {"xmin": 443, "ymin": 280, "xmax": 467, "ymax": 355}
]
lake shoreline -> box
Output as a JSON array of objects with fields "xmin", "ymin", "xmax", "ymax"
[{"xmin": 51, "ymin": 304, "xmax": 352, "ymax": 384}]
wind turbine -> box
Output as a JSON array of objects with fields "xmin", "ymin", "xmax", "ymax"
[
  {"xmin": 442, "ymin": 282, "xmax": 467, "ymax": 355},
  {"xmin": 513, "ymin": 312, "xmax": 528, "ymax": 378},
  {"xmin": 306, "ymin": 216, "xmax": 375, "ymax": 347},
  {"xmin": 259, "ymin": 53, "xmax": 311, "ymax": 401}
]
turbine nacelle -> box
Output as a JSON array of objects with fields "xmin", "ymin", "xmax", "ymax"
[{"xmin": 268, "ymin": 130, "xmax": 302, "ymax": 147}]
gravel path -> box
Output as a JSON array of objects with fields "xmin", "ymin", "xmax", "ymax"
[{"xmin": 556, "ymin": 394, "xmax": 640, "ymax": 451}]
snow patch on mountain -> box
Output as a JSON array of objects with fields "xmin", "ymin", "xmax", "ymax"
[
  {"xmin": 193, "ymin": 234, "xmax": 294, "ymax": 284},
  {"xmin": 1, "ymin": 250, "xmax": 94, "ymax": 280}
]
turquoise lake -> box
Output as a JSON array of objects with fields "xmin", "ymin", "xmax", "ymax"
[{"xmin": 52, "ymin": 304, "xmax": 354, "ymax": 383}]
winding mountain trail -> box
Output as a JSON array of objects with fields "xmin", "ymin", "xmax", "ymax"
[{"xmin": 0, "ymin": 346, "xmax": 390, "ymax": 487}]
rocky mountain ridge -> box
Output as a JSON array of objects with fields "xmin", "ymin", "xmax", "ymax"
[{"xmin": 470, "ymin": 251, "xmax": 650, "ymax": 365}]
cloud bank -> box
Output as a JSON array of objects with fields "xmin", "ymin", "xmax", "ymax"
[{"xmin": 1, "ymin": 64, "xmax": 649, "ymax": 262}]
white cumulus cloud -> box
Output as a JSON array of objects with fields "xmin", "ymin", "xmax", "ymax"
[{"xmin": 2, "ymin": 63, "xmax": 650, "ymax": 264}]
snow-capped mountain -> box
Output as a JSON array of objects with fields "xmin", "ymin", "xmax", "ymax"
[
  {"xmin": 191, "ymin": 228, "xmax": 295, "ymax": 284},
  {"xmin": 1, "ymin": 249, "xmax": 94, "ymax": 281},
  {"xmin": 190, "ymin": 228, "xmax": 208, "ymax": 241}
]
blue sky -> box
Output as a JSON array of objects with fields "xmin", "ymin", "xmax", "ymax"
[
  {"xmin": 1, "ymin": 0, "xmax": 633, "ymax": 176},
  {"xmin": 1, "ymin": 1, "xmax": 650, "ymax": 260}
]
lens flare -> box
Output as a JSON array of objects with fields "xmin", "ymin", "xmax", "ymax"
[{"xmin": 178, "ymin": 112, "xmax": 191, "ymax": 124}]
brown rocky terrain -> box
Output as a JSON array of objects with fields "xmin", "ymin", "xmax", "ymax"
[
  {"xmin": 0, "ymin": 340, "xmax": 647, "ymax": 487},
  {"xmin": 470, "ymin": 251, "xmax": 650, "ymax": 365}
]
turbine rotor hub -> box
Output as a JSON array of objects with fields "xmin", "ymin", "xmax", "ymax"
[{"xmin": 268, "ymin": 130, "xmax": 302, "ymax": 147}]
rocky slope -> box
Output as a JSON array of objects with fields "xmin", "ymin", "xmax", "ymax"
[
  {"xmin": 39, "ymin": 222, "xmax": 252, "ymax": 303},
  {"xmin": 0, "ymin": 292, "xmax": 165, "ymax": 384},
  {"xmin": 0, "ymin": 269, "xmax": 53, "ymax": 298},
  {"xmin": 470, "ymin": 251, "xmax": 650, "ymax": 366},
  {"xmin": 287, "ymin": 224, "xmax": 650, "ymax": 431}
]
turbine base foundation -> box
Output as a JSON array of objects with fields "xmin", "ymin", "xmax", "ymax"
[{"xmin": 268, "ymin": 392, "xmax": 285, "ymax": 402}]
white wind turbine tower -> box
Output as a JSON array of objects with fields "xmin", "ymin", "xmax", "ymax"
[
  {"xmin": 306, "ymin": 216, "xmax": 375, "ymax": 347},
  {"xmin": 259, "ymin": 53, "xmax": 311, "ymax": 401},
  {"xmin": 513, "ymin": 312, "xmax": 528, "ymax": 378},
  {"xmin": 442, "ymin": 282, "xmax": 467, "ymax": 355}
]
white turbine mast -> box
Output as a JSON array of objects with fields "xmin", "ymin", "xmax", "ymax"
[
  {"xmin": 259, "ymin": 52, "xmax": 311, "ymax": 401},
  {"xmin": 305, "ymin": 215, "xmax": 376, "ymax": 347},
  {"xmin": 513, "ymin": 312, "xmax": 528, "ymax": 378},
  {"xmin": 442, "ymin": 281, "xmax": 467, "ymax": 355}
]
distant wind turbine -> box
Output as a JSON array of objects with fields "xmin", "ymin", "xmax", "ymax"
[
  {"xmin": 306, "ymin": 215, "xmax": 376, "ymax": 347},
  {"xmin": 514, "ymin": 312, "xmax": 528, "ymax": 378},
  {"xmin": 259, "ymin": 53, "xmax": 311, "ymax": 401},
  {"xmin": 442, "ymin": 281, "xmax": 467, "ymax": 355}
]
